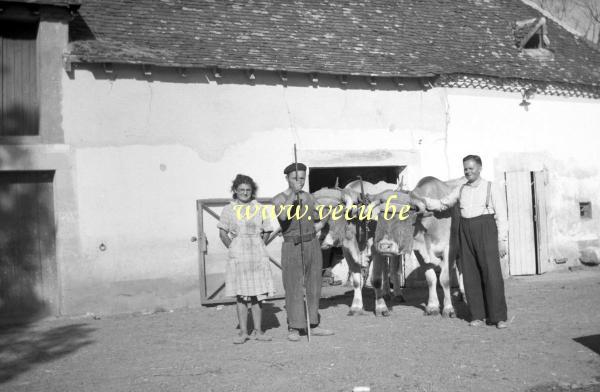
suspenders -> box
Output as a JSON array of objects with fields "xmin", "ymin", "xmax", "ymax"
[
  {"xmin": 485, "ymin": 181, "xmax": 491, "ymax": 211},
  {"xmin": 458, "ymin": 180, "xmax": 492, "ymax": 215}
]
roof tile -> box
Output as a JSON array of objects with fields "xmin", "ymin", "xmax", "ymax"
[{"xmin": 68, "ymin": 0, "xmax": 600, "ymax": 86}]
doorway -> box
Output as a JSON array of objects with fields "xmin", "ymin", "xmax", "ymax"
[
  {"xmin": 308, "ymin": 165, "xmax": 405, "ymax": 192},
  {"xmin": 0, "ymin": 171, "xmax": 58, "ymax": 320}
]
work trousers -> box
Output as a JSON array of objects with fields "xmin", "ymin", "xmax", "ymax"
[
  {"xmin": 281, "ymin": 238, "xmax": 323, "ymax": 330},
  {"xmin": 459, "ymin": 214, "xmax": 508, "ymax": 323}
]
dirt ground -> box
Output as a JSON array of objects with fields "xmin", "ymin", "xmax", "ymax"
[{"xmin": 1, "ymin": 268, "xmax": 599, "ymax": 392}]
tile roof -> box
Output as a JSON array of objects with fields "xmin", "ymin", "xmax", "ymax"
[{"xmin": 68, "ymin": 0, "xmax": 600, "ymax": 87}]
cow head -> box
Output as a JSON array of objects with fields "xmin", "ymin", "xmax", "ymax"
[{"xmin": 369, "ymin": 190, "xmax": 416, "ymax": 257}]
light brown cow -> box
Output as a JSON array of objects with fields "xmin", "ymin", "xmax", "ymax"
[
  {"xmin": 313, "ymin": 180, "xmax": 398, "ymax": 316},
  {"xmin": 371, "ymin": 176, "xmax": 465, "ymax": 317}
]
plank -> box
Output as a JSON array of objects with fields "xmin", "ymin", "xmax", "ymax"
[
  {"xmin": 196, "ymin": 200, "xmax": 208, "ymax": 301},
  {"xmin": 0, "ymin": 21, "xmax": 38, "ymax": 136},
  {"xmin": 505, "ymin": 171, "xmax": 536, "ymax": 275},
  {"xmin": 533, "ymin": 170, "xmax": 550, "ymax": 274}
]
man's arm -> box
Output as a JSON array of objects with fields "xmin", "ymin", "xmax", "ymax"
[
  {"xmin": 272, "ymin": 192, "xmax": 295, "ymax": 222},
  {"xmin": 424, "ymin": 185, "xmax": 461, "ymax": 211}
]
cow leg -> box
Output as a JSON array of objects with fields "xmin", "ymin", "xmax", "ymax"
[
  {"xmin": 440, "ymin": 245, "xmax": 456, "ymax": 318},
  {"xmin": 424, "ymin": 267, "xmax": 440, "ymax": 316},
  {"xmin": 415, "ymin": 236, "xmax": 440, "ymax": 316},
  {"xmin": 343, "ymin": 248, "xmax": 365, "ymax": 316},
  {"xmin": 389, "ymin": 255, "xmax": 405, "ymax": 302},
  {"xmin": 349, "ymin": 271, "xmax": 365, "ymax": 315},
  {"xmin": 372, "ymin": 254, "xmax": 390, "ymax": 317}
]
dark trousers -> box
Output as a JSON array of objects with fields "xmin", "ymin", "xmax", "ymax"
[
  {"xmin": 459, "ymin": 214, "xmax": 507, "ymax": 323},
  {"xmin": 281, "ymin": 238, "xmax": 323, "ymax": 330}
]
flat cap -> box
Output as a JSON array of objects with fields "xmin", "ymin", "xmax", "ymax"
[{"xmin": 284, "ymin": 162, "xmax": 307, "ymax": 175}]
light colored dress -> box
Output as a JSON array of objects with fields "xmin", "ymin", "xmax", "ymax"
[{"xmin": 218, "ymin": 199, "xmax": 275, "ymax": 300}]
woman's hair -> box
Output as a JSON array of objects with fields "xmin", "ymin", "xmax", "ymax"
[{"xmin": 231, "ymin": 174, "xmax": 258, "ymax": 200}]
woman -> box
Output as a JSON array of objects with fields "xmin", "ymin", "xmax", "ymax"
[{"xmin": 218, "ymin": 174, "xmax": 275, "ymax": 343}]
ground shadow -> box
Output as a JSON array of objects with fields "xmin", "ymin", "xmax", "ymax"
[
  {"xmin": 0, "ymin": 323, "xmax": 96, "ymax": 383},
  {"xmin": 319, "ymin": 280, "xmax": 470, "ymax": 321},
  {"xmin": 574, "ymin": 335, "xmax": 600, "ymax": 355},
  {"xmin": 236, "ymin": 303, "xmax": 282, "ymax": 332},
  {"xmin": 392, "ymin": 285, "xmax": 470, "ymax": 320},
  {"xmin": 526, "ymin": 380, "xmax": 600, "ymax": 392}
]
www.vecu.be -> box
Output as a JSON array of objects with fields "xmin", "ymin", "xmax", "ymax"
[{"xmin": 234, "ymin": 194, "xmax": 412, "ymax": 221}]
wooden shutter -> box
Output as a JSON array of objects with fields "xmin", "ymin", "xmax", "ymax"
[
  {"xmin": 533, "ymin": 170, "xmax": 550, "ymax": 274},
  {"xmin": 505, "ymin": 171, "xmax": 536, "ymax": 275},
  {"xmin": 0, "ymin": 20, "xmax": 39, "ymax": 136}
]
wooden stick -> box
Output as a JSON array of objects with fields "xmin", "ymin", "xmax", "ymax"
[{"xmin": 294, "ymin": 144, "xmax": 311, "ymax": 342}]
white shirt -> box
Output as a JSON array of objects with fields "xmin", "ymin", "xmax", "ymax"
[{"xmin": 425, "ymin": 177, "xmax": 508, "ymax": 242}]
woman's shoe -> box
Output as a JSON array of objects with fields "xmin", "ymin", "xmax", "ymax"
[
  {"xmin": 250, "ymin": 330, "xmax": 272, "ymax": 341},
  {"xmin": 233, "ymin": 333, "xmax": 249, "ymax": 344}
]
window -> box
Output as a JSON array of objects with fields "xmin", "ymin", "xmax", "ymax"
[
  {"xmin": 580, "ymin": 202, "xmax": 592, "ymax": 219},
  {"xmin": 523, "ymin": 30, "xmax": 542, "ymax": 49},
  {"xmin": 0, "ymin": 20, "xmax": 39, "ymax": 136},
  {"xmin": 515, "ymin": 17, "xmax": 549, "ymax": 50}
]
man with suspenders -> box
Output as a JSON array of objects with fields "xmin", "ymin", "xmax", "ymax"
[{"xmin": 424, "ymin": 155, "xmax": 509, "ymax": 329}]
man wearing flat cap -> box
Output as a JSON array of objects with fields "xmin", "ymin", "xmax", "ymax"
[{"xmin": 272, "ymin": 162, "xmax": 334, "ymax": 341}]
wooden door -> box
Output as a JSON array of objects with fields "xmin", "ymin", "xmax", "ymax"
[
  {"xmin": 505, "ymin": 171, "xmax": 536, "ymax": 275},
  {"xmin": 1, "ymin": 20, "xmax": 39, "ymax": 136},
  {"xmin": 0, "ymin": 171, "xmax": 57, "ymax": 320},
  {"xmin": 533, "ymin": 170, "xmax": 550, "ymax": 274}
]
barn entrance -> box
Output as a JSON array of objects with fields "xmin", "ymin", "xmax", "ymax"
[
  {"xmin": 504, "ymin": 170, "xmax": 550, "ymax": 275},
  {"xmin": 0, "ymin": 171, "xmax": 58, "ymax": 321},
  {"xmin": 308, "ymin": 165, "xmax": 408, "ymax": 286},
  {"xmin": 308, "ymin": 165, "xmax": 405, "ymax": 192}
]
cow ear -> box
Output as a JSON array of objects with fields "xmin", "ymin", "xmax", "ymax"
[{"xmin": 411, "ymin": 199, "xmax": 426, "ymax": 213}]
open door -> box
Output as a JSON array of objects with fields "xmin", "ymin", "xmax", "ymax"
[
  {"xmin": 505, "ymin": 171, "xmax": 536, "ymax": 275},
  {"xmin": 533, "ymin": 170, "xmax": 550, "ymax": 274},
  {"xmin": 504, "ymin": 170, "xmax": 550, "ymax": 276}
]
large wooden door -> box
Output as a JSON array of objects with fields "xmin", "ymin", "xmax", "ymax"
[
  {"xmin": 505, "ymin": 171, "xmax": 536, "ymax": 275},
  {"xmin": 533, "ymin": 170, "xmax": 550, "ymax": 274},
  {"xmin": 0, "ymin": 171, "xmax": 57, "ymax": 320}
]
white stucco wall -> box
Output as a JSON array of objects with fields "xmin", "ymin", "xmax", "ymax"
[
  {"xmin": 59, "ymin": 65, "xmax": 600, "ymax": 314},
  {"xmin": 60, "ymin": 66, "xmax": 450, "ymax": 314},
  {"xmin": 446, "ymin": 88, "xmax": 600, "ymax": 271}
]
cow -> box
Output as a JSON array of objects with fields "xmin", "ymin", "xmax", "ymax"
[
  {"xmin": 371, "ymin": 176, "xmax": 465, "ymax": 318},
  {"xmin": 313, "ymin": 179, "xmax": 399, "ymax": 316}
]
